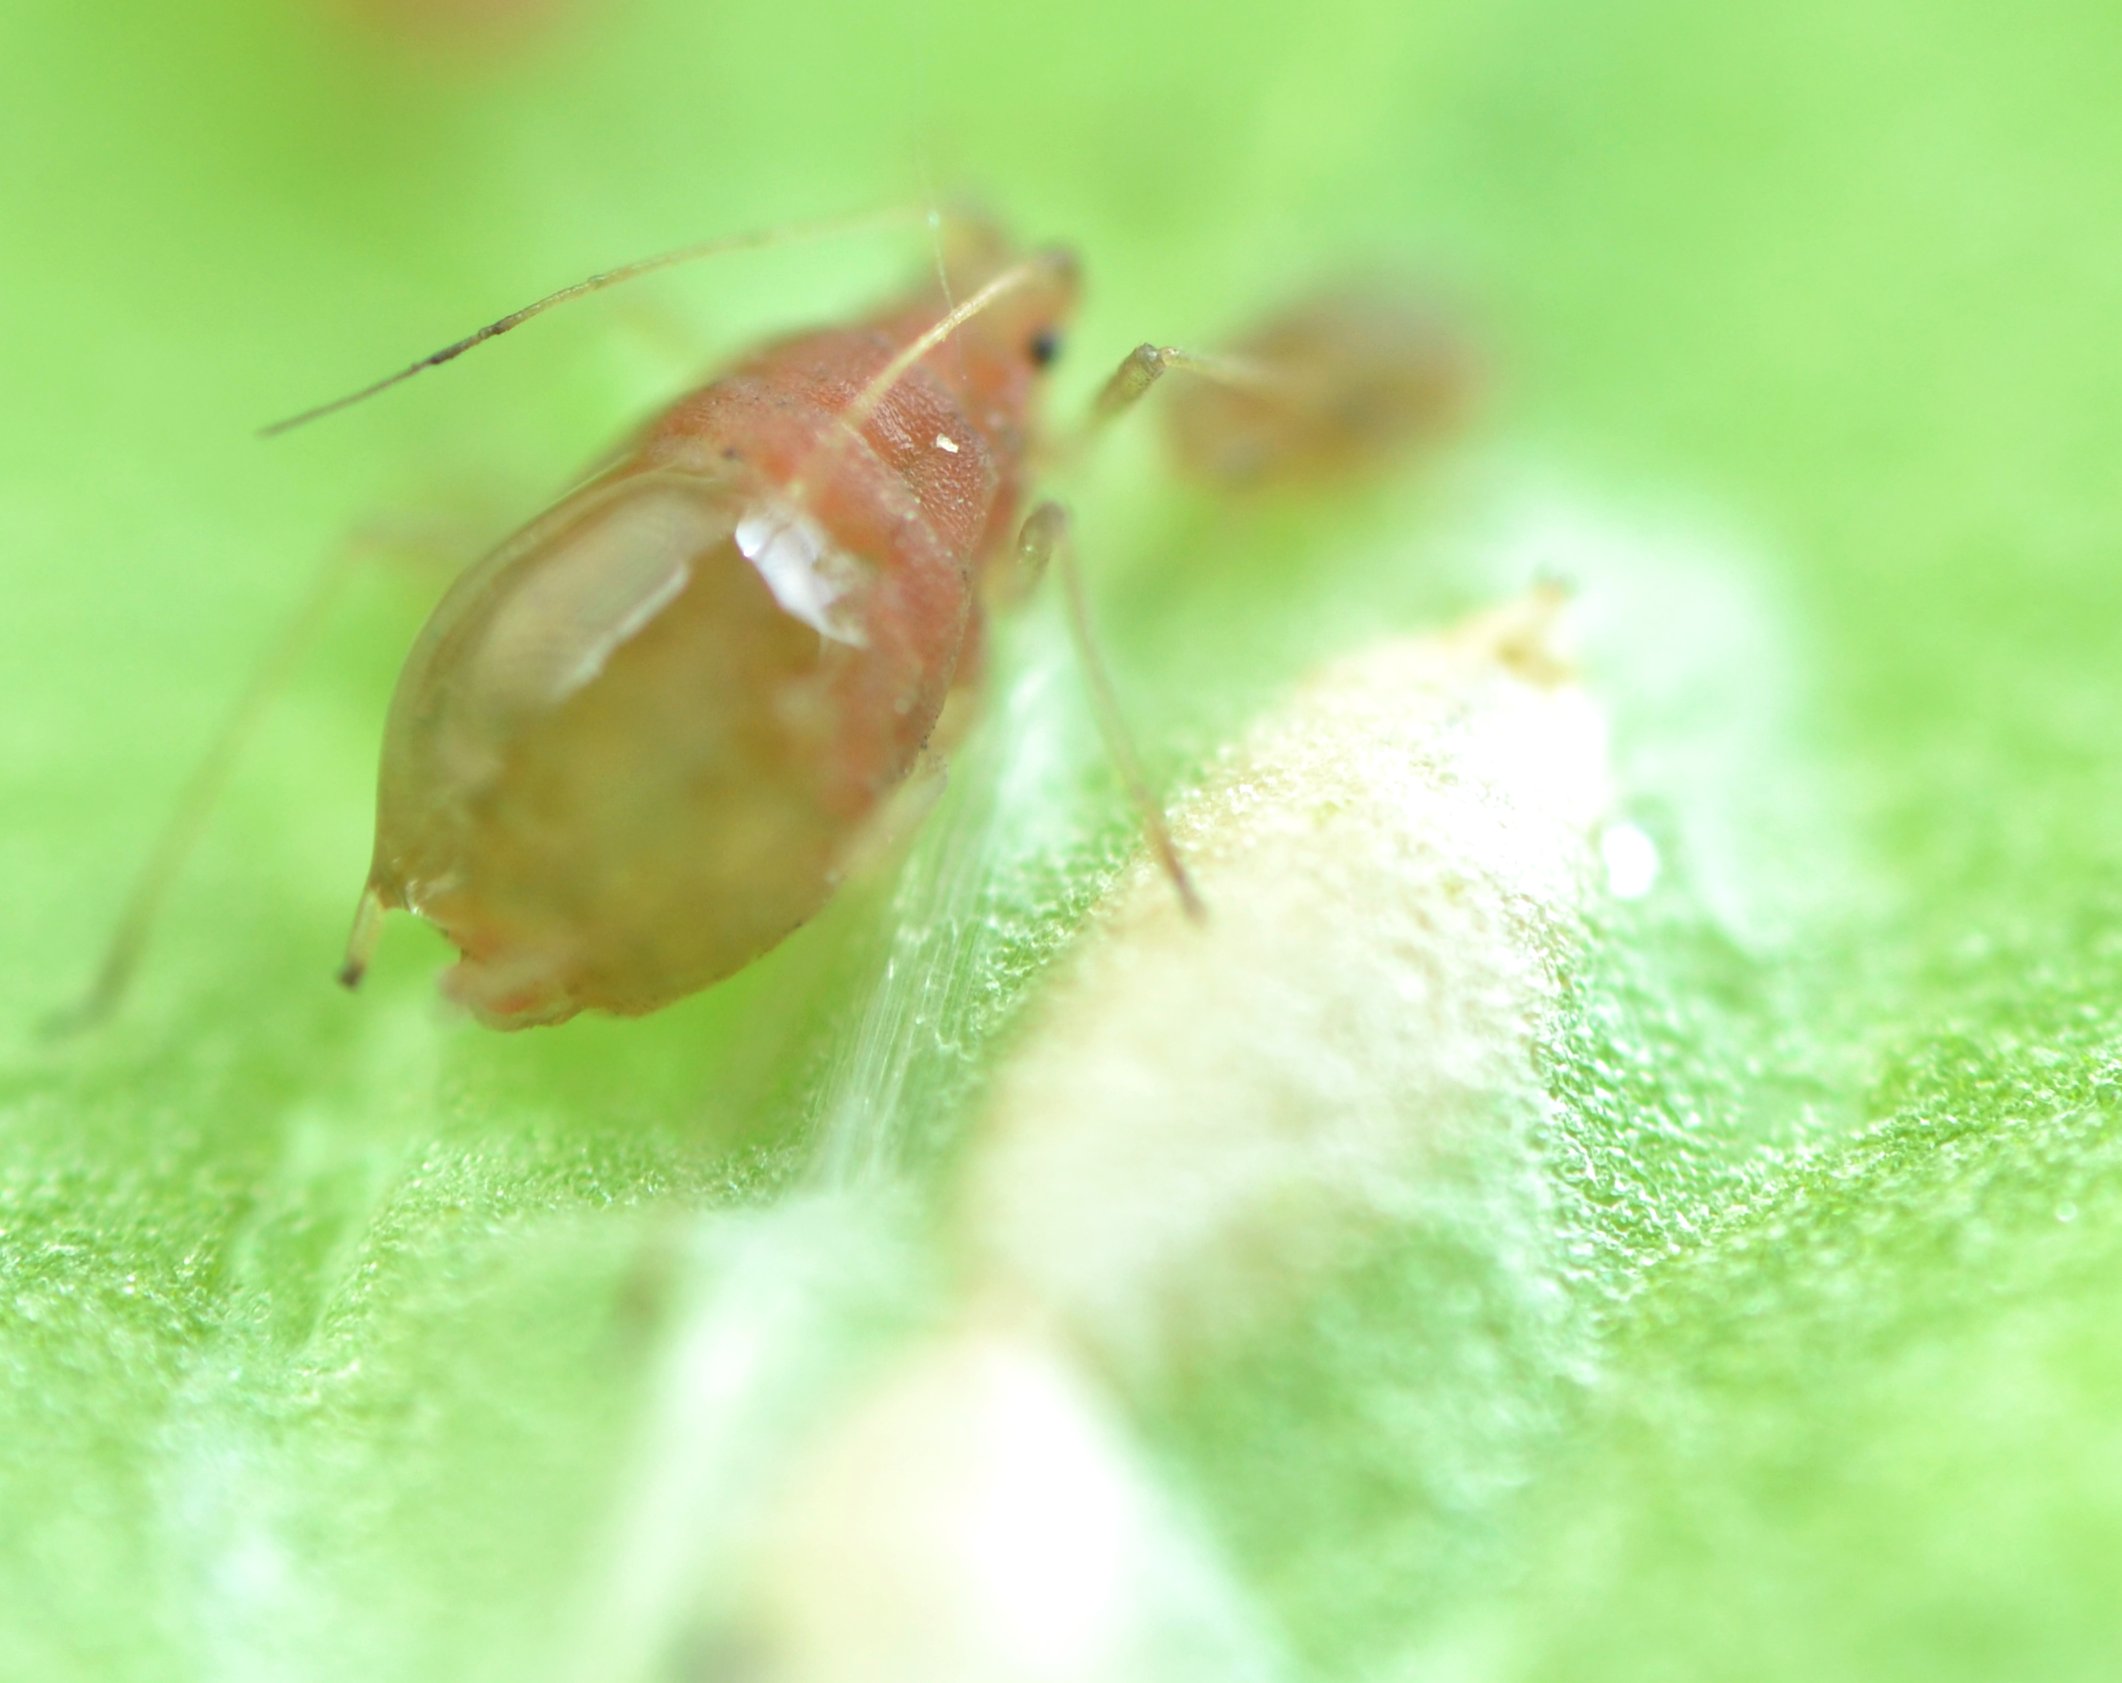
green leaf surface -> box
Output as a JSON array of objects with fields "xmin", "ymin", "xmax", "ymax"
[{"xmin": 5, "ymin": 0, "xmax": 2119, "ymax": 1676}]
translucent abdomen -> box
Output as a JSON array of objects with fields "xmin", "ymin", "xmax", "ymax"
[{"xmin": 363, "ymin": 468, "xmax": 966, "ymax": 1026}]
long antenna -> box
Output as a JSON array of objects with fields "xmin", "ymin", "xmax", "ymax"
[{"xmin": 260, "ymin": 204, "xmax": 936, "ymax": 438}]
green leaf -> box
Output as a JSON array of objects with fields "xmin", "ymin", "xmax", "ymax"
[{"xmin": 5, "ymin": 0, "xmax": 2118, "ymax": 1677}]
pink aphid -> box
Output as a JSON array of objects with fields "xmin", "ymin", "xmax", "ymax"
[
  {"xmin": 67, "ymin": 211, "xmax": 1472, "ymax": 1034},
  {"xmin": 345, "ymin": 226, "xmax": 1086, "ymax": 1025}
]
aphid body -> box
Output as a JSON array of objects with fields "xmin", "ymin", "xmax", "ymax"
[
  {"xmin": 1158, "ymin": 283, "xmax": 1475, "ymax": 488},
  {"xmin": 62, "ymin": 212, "xmax": 1478, "ymax": 1039},
  {"xmin": 350, "ymin": 233, "xmax": 1078, "ymax": 1027}
]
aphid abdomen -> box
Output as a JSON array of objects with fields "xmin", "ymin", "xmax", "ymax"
[{"xmin": 363, "ymin": 422, "xmax": 980, "ymax": 1026}]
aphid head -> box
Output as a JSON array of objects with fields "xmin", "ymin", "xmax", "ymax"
[
  {"xmin": 936, "ymin": 231, "xmax": 1080, "ymax": 378},
  {"xmin": 1007, "ymin": 246, "xmax": 1081, "ymax": 374}
]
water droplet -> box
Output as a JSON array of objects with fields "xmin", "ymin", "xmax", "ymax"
[{"xmin": 1600, "ymin": 820, "xmax": 1661, "ymax": 900}]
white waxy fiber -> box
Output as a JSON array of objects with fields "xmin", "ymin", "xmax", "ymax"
[
  {"xmin": 961, "ymin": 584, "xmax": 1610, "ymax": 1379},
  {"xmin": 743, "ymin": 590, "xmax": 1609, "ymax": 1683}
]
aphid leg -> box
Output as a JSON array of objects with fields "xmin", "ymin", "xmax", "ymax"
[
  {"xmin": 338, "ymin": 885, "xmax": 386, "ymax": 990},
  {"xmin": 1016, "ymin": 502, "xmax": 1205, "ymax": 922},
  {"xmin": 50, "ymin": 520, "xmax": 467, "ymax": 1036}
]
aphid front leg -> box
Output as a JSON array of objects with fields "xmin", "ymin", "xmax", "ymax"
[
  {"xmin": 1070, "ymin": 341, "xmax": 1287, "ymax": 464},
  {"xmin": 1073, "ymin": 287, "xmax": 1478, "ymax": 488},
  {"xmin": 1015, "ymin": 502, "xmax": 1204, "ymax": 922}
]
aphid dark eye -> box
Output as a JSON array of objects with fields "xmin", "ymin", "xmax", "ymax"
[{"xmin": 1028, "ymin": 328, "xmax": 1063, "ymax": 368}]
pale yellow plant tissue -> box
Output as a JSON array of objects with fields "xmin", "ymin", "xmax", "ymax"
[{"xmin": 752, "ymin": 587, "xmax": 1610, "ymax": 1683}]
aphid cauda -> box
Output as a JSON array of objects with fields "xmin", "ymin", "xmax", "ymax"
[{"xmin": 63, "ymin": 209, "xmax": 1472, "ymax": 1033}]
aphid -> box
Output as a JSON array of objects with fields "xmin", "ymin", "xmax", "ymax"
[
  {"xmin": 319, "ymin": 217, "xmax": 1191, "ymax": 1029},
  {"xmin": 1155, "ymin": 280, "xmax": 1477, "ymax": 488},
  {"xmin": 64, "ymin": 210, "xmax": 1471, "ymax": 1033}
]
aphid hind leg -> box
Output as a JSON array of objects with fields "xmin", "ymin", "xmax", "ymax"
[
  {"xmin": 52, "ymin": 519, "xmax": 474, "ymax": 1035},
  {"xmin": 339, "ymin": 885, "xmax": 386, "ymax": 991},
  {"xmin": 1016, "ymin": 502, "xmax": 1204, "ymax": 922}
]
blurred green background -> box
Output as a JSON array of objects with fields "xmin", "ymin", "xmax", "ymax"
[{"xmin": 5, "ymin": 0, "xmax": 2122, "ymax": 1676}]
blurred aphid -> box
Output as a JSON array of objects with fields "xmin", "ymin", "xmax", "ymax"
[{"xmin": 1156, "ymin": 281, "xmax": 1478, "ymax": 488}]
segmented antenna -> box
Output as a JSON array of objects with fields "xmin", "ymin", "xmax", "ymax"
[{"xmin": 260, "ymin": 204, "xmax": 936, "ymax": 437}]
